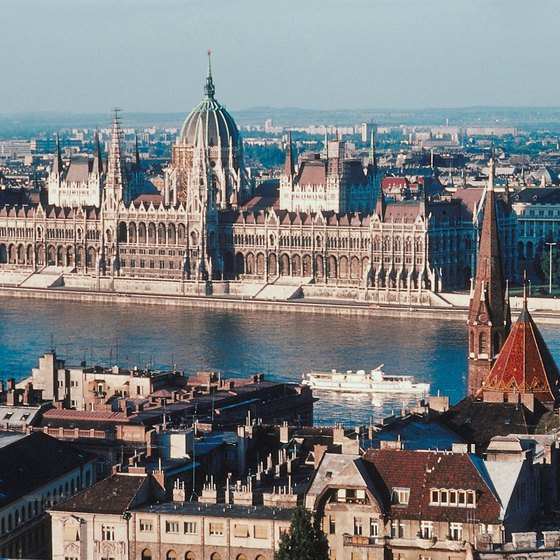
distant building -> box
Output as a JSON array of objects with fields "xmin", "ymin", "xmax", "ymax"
[
  {"xmin": 0, "ymin": 59, "xmax": 517, "ymax": 303},
  {"xmin": 510, "ymin": 187, "xmax": 560, "ymax": 260},
  {"xmin": 279, "ymin": 137, "xmax": 377, "ymax": 214}
]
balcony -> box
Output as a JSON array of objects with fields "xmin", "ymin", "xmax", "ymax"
[{"xmin": 343, "ymin": 535, "xmax": 381, "ymax": 547}]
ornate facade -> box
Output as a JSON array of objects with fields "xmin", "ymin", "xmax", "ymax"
[{"xmin": 0, "ymin": 64, "xmax": 517, "ymax": 301}]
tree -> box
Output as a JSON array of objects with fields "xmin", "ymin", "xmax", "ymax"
[{"xmin": 275, "ymin": 506, "xmax": 329, "ymax": 560}]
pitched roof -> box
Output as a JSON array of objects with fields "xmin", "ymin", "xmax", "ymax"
[
  {"xmin": 0, "ymin": 432, "xmax": 94, "ymax": 509},
  {"xmin": 438, "ymin": 397, "xmax": 535, "ymax": 450},
  {"xmin": 50, "ymin": 473, "xmax": 150, "ymax": 515},
  {"xmin": 363, "ymin": 449, "xmax": 502, "ymax": 524},
  {"xmin": 482, "ymin": 303, "xmax": 560, "ymax": 406}
]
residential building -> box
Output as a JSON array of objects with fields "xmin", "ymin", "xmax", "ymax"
[{"xmin": 0, "ymin": 431, "xmax": 96, "ymax": 559}]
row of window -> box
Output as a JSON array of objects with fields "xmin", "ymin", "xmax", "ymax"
[
  {"xmin": 154, "ymin": 520, "xmax": 268, "ymax": 539},
  {"xmin": 123, "ymin": 260, "xmax": 176, "ymax": 270},
  {"xmin": 140, "ymin": 550, "xmax": 266, "ymax": 560},
  {"xmin": 429, "ymin": 488, "xmax": 476, "ymax": 507}
]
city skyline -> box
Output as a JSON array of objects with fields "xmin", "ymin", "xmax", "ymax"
[{"xmin": 2, "ymin": 0, "xmax": 560, "ymax": 114}]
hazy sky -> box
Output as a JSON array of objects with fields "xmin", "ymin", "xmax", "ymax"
[{"xmin": 1, "ymin": 0, "xmax": 559, "ymax": 115}]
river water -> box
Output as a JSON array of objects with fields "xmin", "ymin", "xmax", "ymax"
[{"xmin": 1, "ymin": 299, "xmax": 559, "ymax": 426}]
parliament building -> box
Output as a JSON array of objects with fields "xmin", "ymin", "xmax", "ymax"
[{"xmin": 0, "ymin": 61, "xmax": 517, "ymax": 303}]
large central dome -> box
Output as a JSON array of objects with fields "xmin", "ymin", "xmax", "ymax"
[{"xmin": 179, "ymin": 60, "xmax": 239, "ymax": 148}]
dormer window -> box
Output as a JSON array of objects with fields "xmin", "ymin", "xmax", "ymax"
[
  {"xmin": 430, "ymin": 488, "xmax": 476, "ymax": 508},
  {"xmin": 391, "ymin": 487, "xmax": 410, "ymax": 506}
]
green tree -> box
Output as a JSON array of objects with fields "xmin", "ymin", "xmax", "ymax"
[{"xmin": 275, "ymin": 506, "xmax": 329, "ymax": 560}]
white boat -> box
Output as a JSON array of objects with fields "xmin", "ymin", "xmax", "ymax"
[{"xmin": 301, "ymin": 364, "xmax": 430, "ymax": 395}]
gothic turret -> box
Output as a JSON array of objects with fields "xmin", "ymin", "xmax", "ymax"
[
  {"xmin": 467, "ymin": 158, "xmax": 510, "ymax": 395},
  {"xmin": 103, "ymin": 109, "xmax": 125, "ymax": 211}
]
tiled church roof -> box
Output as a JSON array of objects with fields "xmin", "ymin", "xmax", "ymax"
[{"xmin": 482, "ymin": 299, "xmax": 560, "ymax": 406}]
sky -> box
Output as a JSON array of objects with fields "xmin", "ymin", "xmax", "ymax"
[{"xmin": 1, "ymin": 0, "xmax": 560, "ymax": 115}]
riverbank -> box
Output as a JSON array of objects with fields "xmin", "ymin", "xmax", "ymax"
[{"xmin": 2, "ymin": 284, "xmax": 560, "ymax": 324}]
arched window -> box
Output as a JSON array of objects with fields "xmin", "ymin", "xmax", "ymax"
[
  {"xmin": 210, "ymin": 554, "xmax": 221, "ymax": 560},
  {"xmin": 185, "ymin": 553, "xmax": 195, "ymax": 560},
  {"xmin": 166, "ymin": 551, "xmax": 177, "ymax": 560},
  {"xmin": 141, "ymin": 549, "xmax": 153, "ymax": 560}
]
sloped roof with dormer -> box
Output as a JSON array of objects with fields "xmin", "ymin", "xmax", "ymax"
[{"xmin": 363, "ymin": 448, "xmax": 502, "ymax": 524}]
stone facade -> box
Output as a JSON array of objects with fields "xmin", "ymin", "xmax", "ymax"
[{"xmin": 0, "ymin": 71, "xmax": 517, "ymax": 303}]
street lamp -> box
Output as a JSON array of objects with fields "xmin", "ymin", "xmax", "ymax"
[{"xmin": 546, "ymin": 242, "xmax": 557, "ymax": 295}]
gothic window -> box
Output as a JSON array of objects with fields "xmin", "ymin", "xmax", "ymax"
[
  {"xmin": 158, "ymin": 223, "xmax": 166, "ymax": 244},
  {"xmin": 148, "ymin": 223, "xmax": 156, "ymax": 244},
  {"xmin": 118, "ymin": 222, "xmax": 127, "ymax": 243},
  {"xmin": 268, "ymin": 253, "xmax": 277, "ymax": 275},
  {"xmin": 479, "ymin": 332, "xmax": 486, "ymax": 354}
]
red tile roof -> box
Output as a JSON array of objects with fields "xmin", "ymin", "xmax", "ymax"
[
  {"xmin": 482, "ymin": 304, "xmax": 560, "ymax": 406},
  {"xmin": 363, "ymin": 449, "xmax": 501, "ymax": 524}
]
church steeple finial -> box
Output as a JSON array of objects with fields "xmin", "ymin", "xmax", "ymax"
[
  {"xmin": 204, "ymin": 50, "xmax": 215, "ymax": 99},
  {"xmin": 52, "ymin": 132, "xmax": 63, "ymax": 175},
  {"xmin": 284, "ymin": 131, "xmax": 295, "ymax": 176}
]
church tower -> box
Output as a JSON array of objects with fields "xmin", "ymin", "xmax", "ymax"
[{"xmin": 467, "ymin": 158, "xmax": 511, "ymax": 395}]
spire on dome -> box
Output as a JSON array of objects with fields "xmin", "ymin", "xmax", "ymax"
[{"xmin": 204, "ymin": 50, "xmax": 215, "ymax": 99}]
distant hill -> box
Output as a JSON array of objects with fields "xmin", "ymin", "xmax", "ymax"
[{"xmin": 2, "ymin": 106, "xmax": 560, "ymax": 138}]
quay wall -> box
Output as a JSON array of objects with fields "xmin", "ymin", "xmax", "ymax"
[
  {"xmin": 2, "ymin": 274, "xmax": 560, "ymax": 323},
  {"xmin": 0, "ymin": 285, "xmax": 467, "ymax": 321}
]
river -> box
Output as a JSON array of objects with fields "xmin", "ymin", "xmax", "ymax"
[{"xmin": 1, "ymin": 299, "xmax": 559, "ymax": 426}]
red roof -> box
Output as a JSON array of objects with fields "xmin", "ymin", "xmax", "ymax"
[
  {"xmin": 363, "ymin": 449, "xmax": 501, "ymax": 524},
  {"xmin": 482, "ymin": 304, "xmax": 560, "ymax": 405}
]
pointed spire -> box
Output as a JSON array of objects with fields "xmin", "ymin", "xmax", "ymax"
[
  {"xmin": 375, "ymin": 181, "xmax": 386, "ymax": 220},
  {"xmin": 369, "ymin": 130, "xmax": 377, "ymax": 175},
  {"xmin": 467, "ymin": 156, "xmax": 509, "ymax": 395},
  {"xmin": 105, "ymin": 109, "xmax": 124, "ymax": 202},
  {"xmin": 134, "ymin": 134, "xmax": 141, "ymax": 169},
  {"xmin": 52, "ymin": 133, "xmax": 63, "ymax": 175},
  {"xmin": 204, "ymin": 50, "xmax": 215, "ymax": 99},
  {"xmin": 92, "ymin": 130, "xmax": 103, "ymax": 175},
  {"xmin": 521, "ymin": 270, "xmax": 528, "ymax": 317},
  {"xmin": 284, "ymin": 132, "xmax": 295, "ymax": 176},
  {"xmin": 505, "ymin": 277, "xmax": 512, "ymax": 333}
]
